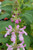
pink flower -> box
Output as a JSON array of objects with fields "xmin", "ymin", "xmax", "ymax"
[
  {"xmin": 19, "ymin": 42, "xmax": 26, "ymax": 50},
  {"xmin": 4, "ymin": 33, "xmax": 8, "ymax": 37},
  {"xmin": 6, "ymin": 43, "xmax": 9, "ymax": 47},
  {"xmin": 19, "ymin": 31, "xmax": 24, "ymax": 34},
  {"xmin": 23, "ymin": 44, "xmax": 26, "ymax": 47},
  {"xmin": 9, "ymin": 25, "xmax": 12, "ymax": 29},
  {"xmin": 15, "ymin": 19, "xmax": 19, "ymax": 24},
  {"xmin": 22, "ymin": 41, "xmax": 24, "ymax": 44},
  {"xmin": 16, "ymin": 8, "xmax": 17, "ymax": 10},
  {"xmin": 16, "ymin": 25, "xmax": 19, "ymax": 29},
  {"xmin": 19, "ymin": 33, "xmax": 24, "ymax": 41},
  {"xmin": 12, "ymin": 15, "xmax": 15, "ymax": 17},
  {"xmin": 20, "ymin": 26, "xmax": 27, "ymax": 35},
  {"xmin": 23, "ymin": 26, "xmax": 26, "ymax": 29},
  {"xmin": 20, "ymin": 28, "xmax": 23, "ymax": 30},
  {"xmin": 22, "ymin": 30, "xmax": 27, "ymax": 35},
  {"xmin": 4, "ymin": 25, "xmax": 12, "ymax": 37},
  {"xmin": 4, "ymin": 27, "xmax": 12, "ymax": 37},
  {"xmin": 10, "ymin": 18, "xmax": 14, "ymax": 22},
  {"xmin": 11, "ymin": 35, "xmax": 16, "ymax": 43},
  {"xmin": 20, "ymin": 26, "xmax": 26, "ymax": 31},
  {"xmin": 11, "ymin": 20, "xmax": 14, "ymax": 22},
  {"xmin": 17, "ymin": 13, "xmax": 19, "ymax": 15},
  {"xmin": 6, "ymin": 27, "xmax": 8, "ymax": 30},
  {"xmin": 19, "ymin": 42, "xmax": 26, "ymax": 48},
  {"xmin": 19, "ymin": 19, "xmax": 21, "ymax": 22},
  {"xmin": 19, "ymin": 43, "xmax": 23, "ymax": 48},
  {"xmin": 4, "ymin": 31, "xmax": 10, "ymax": 37},
  {"xmin": 11, "ymin": 32, "xmax": 16, "ymax": 43},
  {"xmin": 7, "ymin": 45, "xmax": 13, "ymax": 50},
  {"xmin": 11, "ymin": 32, "xmax": 16, "ymax": 37},
  {"xmin": 7, "ymin": 47, "xmax": 13, "ymax": 50},
  {"xmin": 23, "ymin": 48, "xmax": 25, "ymax": 50}
]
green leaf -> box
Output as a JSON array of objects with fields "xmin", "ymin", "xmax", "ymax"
[
  {"xmin": 0, "ymin": 34, "xmax": 3, "ymax": 38},
  {"xmin": 0, "ymin": 13, "xmax": 10, "ymax": 20},
  {"xmin": 30, "ymin": 0, "xmax": 33, "ymax": 2},
  {"xmin": 0, "ymin": 34, "xmax": 8, "ymax": 43},
  {"xmin": 0, "ymin": 20, "xmax": 15, "ymax": 32},
  {"xmin": 1, "ymin": 5, "xmax": 13, "ymax": 12},
  {"xmin": 31, "ymin": 23, "xmax": 33, "ymax": 29},
  {"xmin": 18, "ymin": 0, "xmax": 23, "ymax": 7},
  {"xmin": 24, "ymin": 0, "xmax": 29, "ymax": 3},
  {"xmin": 24, "ymin": 4, "xmax": 32, "ymax": 8},
  {"xmin": 23, "ymin": 13, "xmax": 33, "ymax": 23},
  {"xmin": 24, "ymin": 35, "xmax": 30, "ymax": 50},
  {"xmin": 0, "ymin": 38, "xmax": 8, "ymax": 43},
  {"xmin": 1, "ymin": 0, "xmax": 14, "ymax": 6}
]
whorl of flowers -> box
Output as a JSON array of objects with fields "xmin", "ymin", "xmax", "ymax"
[
  {"xmin": 4, "ymin": 4, "xmax": 28, "ymax": 49},
  {"xmin": 4, "ymin": 25, "xmax": 27, "ymax": 50},
  {"xmin": 10, "ymin": 10, "xmax": 21, "ymax": 24},
  {"xmin": 10, "ymin": 15, "xmax": 21, "ymax": 24}
]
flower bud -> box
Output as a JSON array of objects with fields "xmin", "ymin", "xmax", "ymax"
[{"xmin": 15, "ymin": 19, "xmax": 19, "ymax": 24}]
